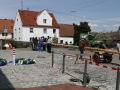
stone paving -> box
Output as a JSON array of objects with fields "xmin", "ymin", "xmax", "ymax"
[{"xmin": 0, "ymin": 49, "xmax": 119, "ymax": 90}]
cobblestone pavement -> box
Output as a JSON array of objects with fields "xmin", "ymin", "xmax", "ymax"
[{"xmin": 0, "ymin": 49, "xmax": 118, "ymax": 90}]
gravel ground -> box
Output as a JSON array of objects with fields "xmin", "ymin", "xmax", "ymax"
[{"xmin": 0, "ymin": 49, "xmax": 119, "ymax": 90}]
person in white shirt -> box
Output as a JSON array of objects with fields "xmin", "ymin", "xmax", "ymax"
[
  {"xmin": 116, "ymin": 42, "xmax": 120, "ymax": 52},
  {"xmin": 115, "ymin": 42, "xmax": 120, "ymax": 60},
  {"xmin": 47, "ymin": 36, "xmax": 52, "ymax": 53},
  {"xmin": 0, "ymin": 40, "xmax": 2, "ymax": 49}
]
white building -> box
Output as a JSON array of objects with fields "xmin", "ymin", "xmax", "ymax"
[{"xmin": 13, "ymin": 9, "xmax": 74, "ymax": 44}]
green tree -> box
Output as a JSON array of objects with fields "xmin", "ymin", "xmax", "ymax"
[
  {"xmin": 52, "ymin": 35, "xmax": 58, "ymax": 43},
  {"xmin": 118, "ymin": 26, "xmax": 120, "ymax": 30},
  {"xmin": 73, "ymin": 22, "xmax": 91, "ymax": 45}
]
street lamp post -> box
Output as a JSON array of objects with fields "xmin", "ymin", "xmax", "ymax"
[{"xmin": 4, "ymin": 25, "xmax": 7, "ymax": 44}]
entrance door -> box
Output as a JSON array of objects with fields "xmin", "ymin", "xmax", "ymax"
[{"xmin": 60, "ymin": 40, "xmax": 63, "ymax": 44}]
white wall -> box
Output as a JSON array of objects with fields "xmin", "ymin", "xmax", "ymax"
[
  {"xmin": 21, "ymin": 26, "xmax": 59, "ymax": 42},
  {"xmin": 13, "ymin": 11, "xmax": 23, "ymax": 41},
  {"xmin": 60, "ymin": 37, "xmax": 73, "ymax": 44},
  {"xmin": 36, "ymin": 10, "xmax": 52, "ymax": 26}
]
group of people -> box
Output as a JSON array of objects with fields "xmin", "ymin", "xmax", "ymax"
[{"xmin": 31, "ymin": 36, "xmax": 52, "ymax": 53}]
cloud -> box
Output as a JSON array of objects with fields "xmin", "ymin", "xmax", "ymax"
[
  {"xmin": 88, "ymin": 23, "xmax": 98, "ymax": 27},
  {"xmin": 112, "ymin": 24, "xmax": 120, "ymax": 27},
  {"xmin": 103, "ymin": 25, "xmax": 108, "ymax": 27},
  {"xmin": 82, "ymin": 16, "xmax": 86, "ymax": 19}
]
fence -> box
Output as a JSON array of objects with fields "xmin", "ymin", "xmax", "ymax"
[{"xmin": 51, "ymin": 50, "xmax": 120, "ymax": 90}]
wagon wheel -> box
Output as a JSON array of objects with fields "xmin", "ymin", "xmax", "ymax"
[
  {"xmin": 107, "ymin": 54, "xmax": 113, "ymax": 63},
  {"xmin": 92, "ymin": 54, "xmax": 100, "ymax": 64}
]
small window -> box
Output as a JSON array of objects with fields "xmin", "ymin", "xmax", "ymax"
[
  {"xmin": 2, "ymin": 33, "xmax": 4, "ymax": 36},
  {"xmin": 60, "ymin": 40, "xmax": 63, "ymax": 44},
  {"xmin": 30, "ymin": 28, "xmax": 33, "ymax": 33},
  {"xmin": 65, "ymin": 41, "xmax": 68, "ymax": 45},
  {"xmin": 19, "ymin": 37, "xmax": 20, "ymax": 40},
  {"xmin": 19, "ymin": 28, "xmax": 20, "ymax": 33},
  {"xmin": 2, "ymin": 33, "xmax": 8, "ymax": 36},
  {"xmin": 43, "ymin": 19, "xmax": 47, "ymax": 23},
  {"xmin": 43, "ymin": 28, "xmax": 47, "ymax": 34},
  {"xmin": 30, "ymin": 38, "xmax": 33, "ymax": 42},
  {"xmin": 53, "ymin": 29, "xmax": 56, "ymax": 34},
  {"xmin": 11, "ymin": 33, "xmax": 13, "ymax": 39}
]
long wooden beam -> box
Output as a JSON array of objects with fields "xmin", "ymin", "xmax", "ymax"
[{"xmin": 51, "ymin": 43, "xmax": 120, "ymax": 54}]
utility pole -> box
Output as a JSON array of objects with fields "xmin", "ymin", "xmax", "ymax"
[
  {"xmin": 21, "ymin": 1, "xmax": 23, "ymax": 10},
  {"xmin": 4, "ymin": 25, "xmax": 7, "ymax": 44}
]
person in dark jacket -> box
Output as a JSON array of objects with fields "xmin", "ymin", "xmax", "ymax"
[
  {"xmin": 31, "ymin": 37, "xmax": 34, "ymax": 51},
  {"xmin": 79, "ymin": 39, "xmax": 88, "ymax": 59},
  {"xmin": 34, "ymin": 37, "xmax": 38, "ymax": 51},
  {"xmin": 98, "ymin": 42, "xmax": 107, "ymax": 49}
]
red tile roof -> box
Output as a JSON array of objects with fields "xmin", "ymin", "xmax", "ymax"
[
  {"xmin": 0, "ymin": 19, "xmax": 14, "ymax": 33},
  {"xmin": 18, "ymin": 9, "xmax": 60, "ymax": 28},
  {"xmin": 59, "ymin": 24, "xmax": 74, "ymax": 37}
]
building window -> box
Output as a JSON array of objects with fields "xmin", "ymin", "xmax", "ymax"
[
  {"xmin": 11, "ymin": 33, "xmax": 13, "ymax": 39},
  {"xmin": 2, "ymin": 33, "xmax": 8, "ymax": 36},
  {"xmin": 17, "ymin": 19, "xmax": 18, "ymax": 21},
  {"xmin": 19, "ymin": 28, "xmax": 20, "ymax": 33},
  {"xmin": 30, "ymin": 38, "xmax": 33, "ymax": 42},
  {"xmin": 43, "ymin": 28, "xmax": 47, "ymax": 34},
  {"xmin": 43, "ymin": 19, "xmax": 47, "ymax": 23},
  {"xmin": 53, "ymin": 29, "xmax": 56, "ymax": 34},
  {"xmin": 60, "ymin": 40, "xmax": 63, "ymax": 44},
  {"xmin": 30, "ymin": 28, "xmax": 33, "ymax": 33},
  {"xmin": 65, "ymin": 41, "xmax": 68, "ymax": 45}
]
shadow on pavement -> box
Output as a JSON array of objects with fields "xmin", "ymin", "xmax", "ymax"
[
  {"xmin": 110, "ymin": 63, "xmax": 120, "ymax": 66},
  {"xmin": 0, "ymin": 68, "xmax": 15, "ymax": 90},
  {"xmin": 65, "ymin": 72, "xmax": 83, "ymax": 83}
]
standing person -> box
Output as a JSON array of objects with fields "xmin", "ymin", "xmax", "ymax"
[
  {"xmin": 98, "ymin": 42, "xmax": 107, "ymax": 49},
  {"xmin": 79, "ymin": 39, "xmax": 88, "ymax": 59},
  {"xmin": 31, "ymin": 37, "xmax": 34, "ymax": 51},
  {"xmin": 116, "ymin": 42, "xmax": 120, "ymax": 52},
  {"xmin": 43, "ymin": 36, "xmax": 47, "ymax": 51},
  {"xmin": 47, "ymin": 36, "xmax": 52, "ymax": 53},
  {"xmin": 39, "ymin": 37, "xmax": 43, "ymax": 51},
  {"xmin": 115, "ymin": 41, "xmax": 120, "ymax": 60},
  {"xmin": 0, "ymin": 40, "xmax": 2, "ymax": 50},
  {"xmin": 34, "ymin": 37, "xmax": 38, "ymax": 51}
]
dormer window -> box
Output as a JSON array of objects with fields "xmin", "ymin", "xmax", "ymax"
[{"xmin": 43, "ymin": 19, "xmax": 47, "ymax": 23}]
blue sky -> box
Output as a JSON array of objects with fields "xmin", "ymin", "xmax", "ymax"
[{"xmin": 0, "ymin": 0, "xmax": 120, "ymax": 32}]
